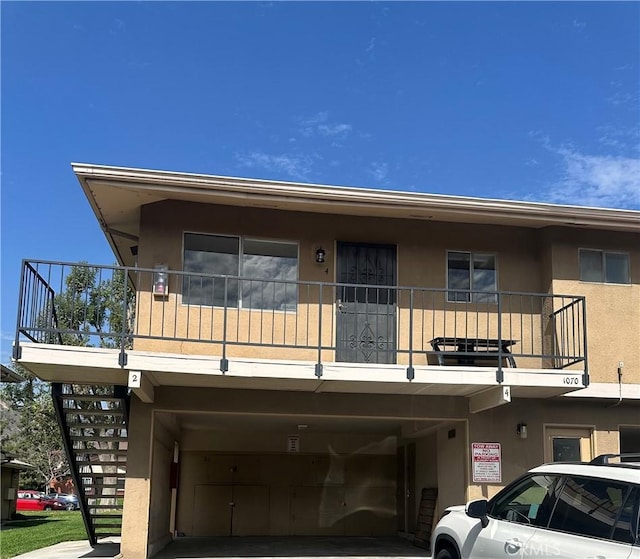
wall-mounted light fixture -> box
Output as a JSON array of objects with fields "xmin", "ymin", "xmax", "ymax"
[
  {"xmin": 153, "ymin": 264, "xmax": 169, "ymax": 296},
  {"xmin": 516, "ymin": 423, "xmax": 528, "ymax": 439},
  {"xmin": 315, "ymin": 247, "xmax": 326, "ymax": 264}
]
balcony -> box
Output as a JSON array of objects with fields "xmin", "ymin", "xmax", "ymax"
[{"xmin": 13, "ymin": 261, "xmax": 588, "ymax": 399}]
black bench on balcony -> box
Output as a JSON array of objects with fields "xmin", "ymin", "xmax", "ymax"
[{"xmin": 429, "ymin": 337, "xmax": 517, "ymax": 368}]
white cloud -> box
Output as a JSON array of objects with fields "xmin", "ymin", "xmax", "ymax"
[
  {"xmin": 369, "ymin": 161, "xmax": 389, "ymax": 183},
  {"xmin": 597, "ymin": 124, "xmax": 640, "ymax": 151},
  {"xmin": 297, "ymin": 112, "xmax": 328, "ymax": 137},
  {"xmin": 235, "ymin": 151, "xmax": 318, "ymax": 181},
  {"xmin": 317, "ymin": 123, "xmax": 352, "ymax": 137},
  {"xmin": 606, "ymin": 90, "xmax": 637, "ymax": 108},
  {"xmin": 547, "ymin": 147, "xmax": 640, "ymax": 209},
  {"xmin": 366, "ymin": 37, "xmax": 376, "ymax": 53},
  {"xmin": 296, "ymin": 112, "xmax": 352, "ymax": 141}
]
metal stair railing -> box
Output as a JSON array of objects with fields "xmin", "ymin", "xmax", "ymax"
[{"xmin": 52, "ymin": 383, "xmax": 129, "ymax": 546}]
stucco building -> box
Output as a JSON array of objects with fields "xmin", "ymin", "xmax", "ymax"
[{"xmin": 12, "ymin": 163, "xmax": 640, "ymax": 558}]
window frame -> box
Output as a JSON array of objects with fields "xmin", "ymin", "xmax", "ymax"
[
  {"xmin": 579, "ymin": 249, "xmax": 630, "ymax": 285},
  {"xmin": 446, "ymin": 250, "xmax": 498, "ymax": 303},
  {"xmin": 182, "ymin": 231, "xmax": 299, "ymax": 310}
]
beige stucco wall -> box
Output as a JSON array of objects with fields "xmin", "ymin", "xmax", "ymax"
[
  {"xmin": 546, "ymin": 227, "xmax": 640, "ymax": 384},
  {"xmin": 132, "ymin": 201, "xmax": 639, "ymax": 383},
  {"xmin": 414, "ymin": 434, "xmax": 438, "ymax": 495},
  {"xmin": 136, "ymin": 200, "xmax": 547, "ymax": 295},
  {"xmin": 436, "ymin": 424, "xmax": 468, "ymax": 512},
  {"xmin": 116, "ymin": 202, "xmax": 639, "ymax": 554},
  {"xmin": 116, "ymin": 385, "xmax": 639, "ymax": 556},
  {"xmin": 132, "ymin": 200, "xmax": 562, "ymax": 367},
  {"xmin": 147, "ymin": 415, "xmax": 177, "ymax": 557},
  {"xmin": 466, "ymin": 398, "xmax": 640, "ymax": 502},
  {"xmin": 120, "ymin": 398, "xmax": 153, "ymax": 559}
]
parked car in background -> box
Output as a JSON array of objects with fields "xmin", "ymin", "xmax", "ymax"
[
  {"xmin": 17, "ymin": 490, "xmax": 67, "ymax": 511},
  {"xmin": 431, "ymin": 454, "xmax": 640, "ymax": 559},
  {"xmin": 48, "ymin": 493, "xmax": 79, "ymax": 510}
]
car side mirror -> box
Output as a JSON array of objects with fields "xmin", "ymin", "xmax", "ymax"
[{"xmin": 466, "ymin": 499, "xmax": 489, "ymax": 528}]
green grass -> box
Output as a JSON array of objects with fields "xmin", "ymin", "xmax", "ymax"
[{"xmin": 0, "ymin": 511, "xmax": 87, "ymax": 559}]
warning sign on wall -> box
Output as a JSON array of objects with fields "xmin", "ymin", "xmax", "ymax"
[
  {"xmin": 472, "ymin": 442, "xmax": 502, "ymax": 483},
  {"xmin": 287, "ymin": 435, "xmax": 300, "ymax": 453}
]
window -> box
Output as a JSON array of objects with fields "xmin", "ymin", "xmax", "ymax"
[
  {"xmin": 552, "ymin": 437, "xmax": 582, "ymax": 462},
  {"xmin": 579, "ymin": 249, "xmax": 630, "ymax": 284},
  {"xmin": 489, "ymin": 474, "xmax": 560, "ymax": 527},
  {"xmin": 241, "ymin": 239, "xmax": 298, "ymax": 310},
  {"xmin": 548, "ymin": 476, "xmax": 635, "ymax": 542},
  {"xmin": 447, "ymin": 251, "xmax": 497, "ymax": 303},
  {"xmin": 183, "ymin": 233, "xmax": 298, "ymax": 310}
]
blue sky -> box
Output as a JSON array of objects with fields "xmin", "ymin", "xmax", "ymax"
[{"xmin": 2, "ymin": 1, "xmax": 639, "ymax": 365}]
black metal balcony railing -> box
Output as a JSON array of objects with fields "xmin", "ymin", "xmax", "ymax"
[{"xmin": 14, "ymin": 261, "xmax": 588, "ymax": 384}]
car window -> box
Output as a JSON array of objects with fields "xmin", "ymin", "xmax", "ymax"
[
  {"xmin": 548, "ymin": 476, "xmax": 635, "ymax": 542},
  {"xmin": 488, "ymin": 474, "xmax": 560, "ymax": 527},
  {"xmin": 611, "ymin": 486, "xmax": 639, "ymax": 544}
]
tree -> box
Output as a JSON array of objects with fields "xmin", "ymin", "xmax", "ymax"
[
  {"xmin": 2, "ymin": 263, "xmax": 135, "ymax": 489},
  {"xmin": 54, "ymin": 263, "xmax": 135, "ymax": 349},
  {"xmin": 0, "ymin": 365, "xmax": 68, "ymax": 489}
]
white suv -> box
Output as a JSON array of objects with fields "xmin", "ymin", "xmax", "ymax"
[{"xmin": 431, "ymin": 454, "xmax": 640, "ymax": 559}]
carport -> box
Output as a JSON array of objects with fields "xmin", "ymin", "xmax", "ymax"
[{"xmin": 157, "ymin": 408, "xmax": 462, "ymax": 542}]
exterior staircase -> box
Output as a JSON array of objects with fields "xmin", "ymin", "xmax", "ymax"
[{"xmin": 52, "ymin": 383, "xmax": 129, "ymax": 546}]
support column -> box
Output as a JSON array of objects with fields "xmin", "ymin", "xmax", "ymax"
[{"xmin": 120, "ymin": 397, "xmax": 153, "ymax": 559}]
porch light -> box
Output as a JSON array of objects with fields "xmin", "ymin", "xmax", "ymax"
[
  {"xmin": 153, "ymin": 264, "xmax": 169, "ymax": 296},
  {"xmin": 315, "ymin": 247, "xmax": 326, "ymax": 264},
  {"xmin": 516, "ymin": 423, "xmax": 528, "ymax": 439}
]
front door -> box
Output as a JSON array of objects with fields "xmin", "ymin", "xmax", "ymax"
[{"xmin": 336, "ymin": 242, "xmax": 397, "ymax": 364}]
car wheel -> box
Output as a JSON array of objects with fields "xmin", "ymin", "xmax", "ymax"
[
  {"xmin": 436, "ymin": 547, "xmax": 459, "ymax": 559},
  {"xmin": 44, "ymin": 505, "xmax": 52, "ymax": 511},
  {"xmin": 66, "ymin": 503, "xmax": 75, "ymax": 511}
]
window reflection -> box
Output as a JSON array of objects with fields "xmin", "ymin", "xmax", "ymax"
[
  {"xmin": 579, "ymin": 249, "xmax": 630, "ymax": 284},
  {"xmin": 447, "ymin": 252, "xmax": 497, "ymax": 303},
  {"xmin": 242, "ymin": 240, "xmax": 298, "ymax": 310},
  {"xmin": 549, "ymin": 477, "xmax": 633, "ymax": 541},
  {"xmin": 183, "ymin": 234, "xmax": 298, "ymax": 310}
]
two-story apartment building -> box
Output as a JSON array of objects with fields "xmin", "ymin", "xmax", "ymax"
[{"xmin": 12, "ymin": 163, "xmax": 640, "ymax": 559}]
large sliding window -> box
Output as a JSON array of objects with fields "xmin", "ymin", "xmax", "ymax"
[
  {"xmin": 183, "ymin": 233, "xmax": 298, "ymax": 310},
  {"xmin": 579, "ymin": 249, "xmax": 630, "ymax": 284},
  {"xmin": 241, "ymin": 239, "xmax": 298, "ymax": 310},
  {"xmin": 447, "ymin": 251, "xmax": 497, "ymax": 303}
]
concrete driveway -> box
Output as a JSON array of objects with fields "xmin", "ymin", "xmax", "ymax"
[{"xmin": 11, "ymin": 536, "xmax": 431, "ymax": 559}]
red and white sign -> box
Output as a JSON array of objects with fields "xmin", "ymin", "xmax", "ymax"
[{"xmin": 472, "ymin": 442, "xmax": 502, "ymax": 483}]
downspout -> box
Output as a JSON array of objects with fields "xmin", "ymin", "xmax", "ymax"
[{"xmin": 608, "ymin": 362, "xmax": 624, "ymax": 408}]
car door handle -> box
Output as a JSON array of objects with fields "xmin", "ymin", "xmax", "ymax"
[{"xmin": 504, "ymin": 539, "xmax": 523, "ymax": 554}]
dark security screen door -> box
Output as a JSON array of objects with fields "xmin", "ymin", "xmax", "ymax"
[{"xmin": 336, "ymin": 242, "xmax": 397, "ymax": 364}]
